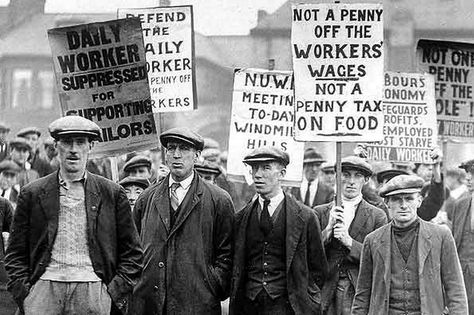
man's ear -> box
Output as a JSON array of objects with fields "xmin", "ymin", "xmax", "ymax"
[
  {"xmin": 279, "ymin": 167, "xmax": 287, "ymax": 178},
  {"xmin": 194, "ymin": 150, "xmax": 201, "ymax": 162}
]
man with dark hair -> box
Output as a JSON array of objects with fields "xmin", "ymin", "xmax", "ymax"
[
  {"xmin": 230, "ymin": 146, "xmax": 328, "ymax": 315},
  {"xmin": 5, "ymin": 116, "xmax": 143, "ymax": 315}
]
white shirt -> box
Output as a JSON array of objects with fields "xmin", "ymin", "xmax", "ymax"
[
  {"xmin": 300, "ymin": 178, "xmax": 319, "ymax": 204},
  {"xmin": 341, "ymin": 194, "xmax": 363, "ymax": 228},
  {"xmin": 258, "ymin": 190, "xmax": 284, "ymax": 217},
  {"xmin": 169, "ymin": 172, "xmax": 194, "ymax": 206}
]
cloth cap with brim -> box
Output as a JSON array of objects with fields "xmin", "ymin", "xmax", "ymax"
[
  {"xmin": 0, "ymin": 160, "xmax": 21, "ymax": 174},
  {"xmin": 243, "ymin": 146, "xmax": 290, "ymax": 166},
  {"xmin": 123, "ymin": 155, "xmax": 152, "ymax": 173},
  {"xmin": 203, "ymin": 137, "xmax": 220, "ymax": 150},
  {"xmin": 320, "ymin": 162, "xmax": 335, "ymax": 173},
  {"xmin": 17, "ymin": 127, "xmax": 41, "ymax": 138},
  {"xmin": 303, "ymin": 148, "xmax": 325, "ymax": 164},
  {"xmin": 160, "ymin": 127, "xmax": 204, "ymax": 151},
  {"xmin": 376, "ymin": 169, "xmax": 408, "ymax": 184},
  {"xmin": 339, "ymin": 156, "xmax": 373, "ymax": 177},
  {"xmin": 0, "ymin": 123, "xmax": 10, "ymax": 132},
  {"xmin": 195, "ymin": 161, "xmax": 221, "ymax": 176},
  {"xmin": 9, "ymin": 137, "xmax": 32, "ymax": 151},
  {"xmin": 459, "ymin": 159, "xmax": 474, "ymax": 173},
  {"xmin": 379, "ymin": 174, "xmax": 424, "ymax": 197},
  {"xmin": 119, "ymin": 176, "xmax": 150, "ymax": 190},
  {"xmin": 49, "ymin": 116, "xmax": 101, "ymax": 140}
]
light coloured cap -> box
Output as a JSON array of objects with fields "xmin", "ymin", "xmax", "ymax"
[
  {"xmin": 379, "ymin": 174, "xmax": 424, "ymax": 197},
  {"xmin": 49, "ymin": 116, "xmax": 100, "ymax": 140},
  {"xmin": 160, "ymin": 127, "xmax": 204, "ymax": 151},
  {"xmin": 243, "ymin": 146, "xmax": 290, "ymax": 166}
]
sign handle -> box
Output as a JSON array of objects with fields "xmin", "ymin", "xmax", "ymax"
[{"xmin": 335, "ymin": 141, "xmax": 342, "ymax": 207}]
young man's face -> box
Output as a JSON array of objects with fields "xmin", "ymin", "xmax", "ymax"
[
  {"xmin": 466, "ymin": 170, "xmax": 474, "ymax": 192},
  {"xmin": 250, "ymin": 161, "xmax": 285, "ymax": 199},
  {"xmin": 166, "ymin": 141, "xmax": 199, "ymax": 182},
  {"xmin": 124, "ymin": 184, "xmax": 145, "ymax": 211},
  {"xmin": 23, "ymin": 133, "xmax": 39, "ymax": 152},
  {"xmin": 341, "ymin": 169, "xmax": 368, "ymax": 199},
  {"xmin": 56, "ymin": 136, "xmax": 92, "ymax": 175},
  {"xmin": 128, "ymin": 166, "xmax": 152, "ymax": 179},
  {"xmin": 11, "ymin": 147, "xmax": 30, "ymax": 165},
  {"xmin": 386, "ymin": 192, "xmax": 422, "ymax": 227},
  {"xmin": 0, "ymin": 171, "xmax": 17, "ymax": 190},
  {"xmin": 303, "ymin": 162, "xmax": 322, "ymax": 182}
]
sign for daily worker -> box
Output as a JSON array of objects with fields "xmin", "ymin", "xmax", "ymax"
[
  {"xmin": 118, "ymin": 6, "xmax": 196, "ymax": 113},
  {"xmin": 48, "ymin": 18, "xmax": 157, "ymax": 157},
  {"xmin": 417, "ymin": 40, "xmax": 474, "ymax": 141},
  {"xmin": 291, "ymin": 3, "xmax": 384, "ymax": 142},
  {"xmin": 364, "ymin": 72, "xmax": 438, "ymax": 163},
  {"xmin": 227, "ymin": 68, "xmax": 304, "ymax": 186}
]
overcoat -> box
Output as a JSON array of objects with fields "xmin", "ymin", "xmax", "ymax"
[
  {"xmin": 4, "ymin": 171, "xmax": 143, "ymax": 313},
  {"xmin": 131, "ymin": 172, "xmax": 235, "ymax": 315},
  {"xmin": 352, "ymin": 220, "xmax": 468, "ymax": 315},
  {"xmin": 229, "ymin": 193, "xmax": 328, "ymax": 315},
  {"xmin": 289, "ymin": 183, "xmax": 334, "ymax": 208}
]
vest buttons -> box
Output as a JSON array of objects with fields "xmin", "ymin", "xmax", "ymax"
[{"xmin": 158, "ymin": 262, "xmax": 165, "ymax": 268}]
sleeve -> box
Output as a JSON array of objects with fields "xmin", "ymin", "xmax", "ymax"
[
  {"xmin": 418, "ymin": 180, "xmax": 445, "ymax": 221},
  {"xmin": 351, "ymin": 237, "xmax": 374, "ymax": 315}
]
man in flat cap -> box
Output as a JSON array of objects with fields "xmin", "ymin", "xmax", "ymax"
[
  {"xmin": 229, "ymin": 146, "xmax": 328, "ymax": 315},
  {"xmin": 314, "ymin": 156, "xmax": 387, "ymax": 315},
  {"xmin": 119, "ymin": 176, "xmax": 150, "ymax": 211},
  {"xmin": 0, "ymin": 123, "xmax": 10, "ymax": 163},
  {"xmin": 132, "ymin": 127, "xmax": 235, "ymax": 315},
  {"xmin": 448, "ymin": 158, "xmax": 474, "ymax": 314},
  {"xmin": 8, "ymin": 138, "xmax": 39, "ymax": 188},
  {"xmin": 0, "ymin": 160, "xmax": 21, "ymax": 209},
  {"xmin": 122, "ymin": 155, "xmax": 156, "ymax": 184},
  {"xmin": 5, "ymin": 115, "xmax": 143, "ymax": 315},
  {"xmin": 289, "ymin": 147, "xmax": 334, "ymax": 208},
  {"xmin": 195, "ymin": 160, "xmax": 222, "ymax": 185},
  {"xmin": 352, "ymin": 175, "xmax": 468, "ymax": 314},
  {"xmin": 16, "ymin": 127, "xmax": 53, "ymax": 177}
]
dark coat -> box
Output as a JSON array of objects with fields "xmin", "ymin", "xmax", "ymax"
[
  {"xmin": 230, "ymin": 193, "xmax": 328, "ymax": 315},
  {"xmin": 132, "ymin": 172, "xmax": 235, "ymax": 315},
  {"xmin": 0, "ymin": 143, "xmax": 8, "ymax": 163},
  {"xmin": 314, "ymin": 200, "xmax": 387, "ymax": 311},
  {"xmin": 451, "ymin": 195, "xmax": 473, "ymax": 250},
  {"xmin": 29, "ymin": 151, "xmax": 54, "ymax": 178},
  {"xmin": 352, "ymin": 220, "xmax": 468, "ymax": 315},
  {"xmin": 289, "ymin": 182, "xmax": 334, "ymax": 208},
  {"xmin": 5, "ymin": 171, "xmax": 143, "ymax": 313}
]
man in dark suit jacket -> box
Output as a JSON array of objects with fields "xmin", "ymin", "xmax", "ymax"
[
  {"xmin": 314, "ymin": 156, "xmax": 387, "ymax": 315},
  {"xmin": 0, "ymin": 123, "xmax": 10, "ymax": 163},
  {"xmin": 230, "ymin": 146, "xmax": 328, "ymax": 315},
  {"xmin": 5, "ymin": 116, "xmax": 143, "ymax": 315},
  {"xmin": 289, "ymin": 147, "xmax": 334, "ymax": 208},
  {"xmin": 132, "ymin": 127, "xmax": 235, "ymax": 315}
]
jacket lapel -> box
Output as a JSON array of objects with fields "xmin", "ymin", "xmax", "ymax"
[
  {"xmin": 39, "ymin": 172, "xmax": 60, "ymax": 245},
  {"xmin": 418, "ymin": 221, "xmax": 432, "ymax": 274},
  {"xmin": 349, "ymin": 200, "xmax": 369, "ymax": 240},
  {"xmin": 454, "ymin": 197, "xmax": 470, "ymax": 249},
  {"xmin": 170, "ymin": 173, "xmax": 202, "ymax": 236},
  {"xmin": 285, "ymin": 194, "xmax": 305, "ymax": 273},
  {"xmin": 154, "ymin": 176, "xmax": 171, "ymax": 234},
  {"xmin": 84, "ymin": 173, "xmax": 101, "ymax": 234},
  {"xmin": 374, "ymin": 224, "xmax": 391, "ymax": 292}
]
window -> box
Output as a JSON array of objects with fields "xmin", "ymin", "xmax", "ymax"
[{"xmin": 12, "ymin": 69, "xmax": 32, "ymax": 109}]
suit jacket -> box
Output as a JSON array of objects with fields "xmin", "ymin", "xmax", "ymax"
[
  {"xmin": 5, "ymin": 171, "xmax": 143, "ymax": 314},
  {"xmin": 132, "ymin": 172, "xmax": 235, "ymax": 315},
  {"xmin": 0, "ymin": 143, "xmax": 8, "ymax": 163},
  {"xmin": 289, "ymin": 182, "xmax": 334, "ymax": 208},
  {"xmin": 230, "ymin": 193, "xmax": 328, "ymax": 315},
  {"xmin": 451, "ymin": 195, "xmax": 473, "ymax": 250},
  {"xmin": 314, "ymin": 200, "xmax": 387, "ymax": 311},
  {"xmin": 352, "ymin": 220, "xmax": 468, "ymax": 315}
]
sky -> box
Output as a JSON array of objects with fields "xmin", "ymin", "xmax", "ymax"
[{"xmin": 37, "ymin": 0, "xmax": 287, "ymax": 35}]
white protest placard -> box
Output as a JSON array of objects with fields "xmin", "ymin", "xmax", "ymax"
[
  {"xmin": 365, "ymin": 72, "xmax": 438, "ymax": 163},
  {"xmin": 118, "ymin": 6, "xmax": 196, "ymax": 113},
  {"xmin": 48, "ymin": 18, "xmax": 158, "ymax": 157},
  {"xmin": 291, "ymin": 3, "xmax": 384, "ymax": 142},
  {"xmin": 227, "ymin": 68, "xmax": 304, "ymax": 186},
  {"xmin": 417, "ymin": 40, "xmax": 474, "ymax": 141}
]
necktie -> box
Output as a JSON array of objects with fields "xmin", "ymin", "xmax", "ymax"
[
  {"xmin": 0, "ymin": 190, "xmax": 5, "ymax": 198},
  {"xmin": 304, "ymin": 180, "xmax": 313, "ymax": 206},
  {"xmin": 170, "ymin": 182, "xmax": 181, "ymax": 211},
  {"xmin": 260, "ymin": 199, "xmax": 272, "ymax": 235}
]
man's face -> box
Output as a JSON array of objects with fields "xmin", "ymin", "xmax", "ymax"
[
  {"xmin": 416, "ymin": 164, "xmax": 433, "ymax": 182},
  {"xmin": 304, "ymin": 162, "xmax": 322, "ymax": 182},
  {"xmin": 0, "ymin": 171, "xmax": 17, "ymax": 190},
  {"xmin": 23, "ymin": 133, "xmax": 39, "ymax": 152},
  {"xmin": 386, "ymin": 192, "xmax": 422, "ymax": 226},
  {"xmin": 341, "ymin": 169, "xmax": 368, "ymax": 199},
  {"xmin": 466, "ymin": 170, "xmax": 474, "ymax": 192},
  {"xmin": 56, "ymin": 136, "xmax": 91, "ymax": 175},
  {"xmin": 124, "ymin": 184, "xmax": 144, "ymax": 211},
  {"xmin": 11, "ymin": 147, "xmax": 30, "ymax": 165},
  {"xmin": 166, "ymin": 141, "xmax": 199, "ymax": 182},
  {"xmin": 320, "ymin": 170, "xmax": 336, "ymax": 188},
  {"xmin": 128, "ymin": 166, "xmax": 152, "ymax": 179},
  {"xmin": 250, "ymin": 161, "xmax": 285, "ymax": 199},
  {"xmin": 200, "ymin": 173, "xmax": 217, "ymax": 184}
]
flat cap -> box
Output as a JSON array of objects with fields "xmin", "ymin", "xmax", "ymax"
[
  {"xmin": 9, "ymin": 137, "xmax": 32, "ymax": 151},
  {"xmin": 303, "ymin": 148, "xmax": 325, "ymax": 164},
  {"xmin": 203, "ymin": 137, "xmax": 220, "ymax": 150},
  {"xmin": 123, "ymin": 155, "xmax": 152, "ymax": 173},
  {"xmin": 119, "ymin": 176, "xmax": 150, "ymax": 190},
  {"xmin": 320, "ymin": 162, "xmax": 335, "ymax": 173},
  {"xmin": 0, "ymin": 122, "xmax": 10, "ymax": 132},
  {"xmin": 49, "ymin": 116, "xmax": 100, "ymax": 140},
  {"xmin": 16, "ymin": 127, "xmax": 41, "ymax": 138},
  {"xmin": 243, "ymin": 146, "xmax": 290, "ymax": 166},
  {"xmin": 340, "ymin": 156, "xmax": 373, "ymax": 177},
  {"xmin": 376, "ymin": 169, "xmax": 408, "ymax": 184},
  {"xmin": 160, "ymin": 127, "xmax": 204, "ymax": 151},
  {"xmin": 459, "ymin": 159, "xmax": 474, "ymax": 173},
  {"xmin": 195, "ymin": 160, "xmax": 221, "ymax": 176},
  {"xmin": 0, "ymin": 160, "xmax": 21, "ymax": 173},
  {"xmin": 379, "ymin": 174, "xmax": 424, "ymax": 197}
]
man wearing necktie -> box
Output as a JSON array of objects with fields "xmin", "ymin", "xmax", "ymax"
[
  {"xmin": 132, "ymin": 127, "xmax": 235, "ymax": 315},
  {"xmin": 230, "ymin": 146, "xmax": 328, "ymax": 315}
]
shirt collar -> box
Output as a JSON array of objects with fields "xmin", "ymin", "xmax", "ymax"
[
  {"xmin": 169, "ymin": 171, "xmax": 194, "ymax": 190},
  {"xmin": 258, "ymin": 190, "xmax": 284, "ymax": 208},
  {"xmin": 302, "ymin": 177, "xmax": 318, "ymax": 186},
  {"xmin": 59, "ymin": 170, "xmax": 87, "ymax": 188}
]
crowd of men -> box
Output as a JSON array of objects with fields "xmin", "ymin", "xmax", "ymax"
[{"xmin": 0, "ymin": 117, "xmax": 472, "ymax": 315}]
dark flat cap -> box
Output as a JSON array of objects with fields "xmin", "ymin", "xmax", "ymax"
[
  {"xmin": 379, "ymin": 174, "xmax": 424, "ymax": 197},
  {"xmin": 9, "ymin": 137, "xmax": 32, "ymax": 151},
  {"xmin": 243, "ymin": 146, "xmax": 290, "ymax": 166},
  {"xmin": 49, "ymin": 116, "xmax": 100, "ymax": 140},
  {"xmin": 119, "ymin": 176, "xmax": 150, "ymax": 190},
  {"xmin": 303, "ymin": 148, "xmax": 325, "ymax": 164},
  {"xmin": 123, "ymin": 155, "xmax": 152, "ymax": 173},
  {"xmin": 376, "ymin": 169, "xmax": 408, "ymax": 184},
  {"xmin": 340, "ymin": 156, "xmax": 373, "ymax": 177},
  {"xmin": 320, "ymin": 162, "xmax": 335, "ymax": 173},
  {"xmin": 17, "ymin": 127, "xmax": 41, "ymax": 138},
  {"xmin": 0, "ymin": 122, "xmax": 10, "ymax": 132},
  {"xmin": 160, "ymin": 127, "xmax": 204, "ymax": 151},
  {"xmin": 459, "ymin": 159, "xmax": 474, "ymax": 173},
  {"xmin": 0, "ymin": 160, "xmax": 21, "ymax": 173},
  {"xmin": 195, "ymin": 160, "xmax": 221, "ymax": 176}
]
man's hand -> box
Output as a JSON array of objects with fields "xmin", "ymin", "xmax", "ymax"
[
  {"xmin": 430, "ymin": 146, "xmax": 443, "ymax": 183},
  {"xmin": 333, "ymin": 221, "xmax": 353, "ymax": 249}
]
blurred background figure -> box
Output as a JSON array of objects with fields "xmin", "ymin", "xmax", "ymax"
[
  {"xmin": 0, "ymin": 161, "xmax": 21, "ymax": 209},
  {"xmin": 8, "ymin": 137, "xmax": 39, "ymax": 188},
  {"xmin": 42, "ymin": 137, "xmax": 59, "ymax": 171},
  {"xmin": 0, "ymin": 196, "xmax": 14, "ymax": 315},
  {"xmin": 16, "ymin": 127, "xmax": 53, "ymax": 177},
  {"xmin": 414, "ymin": 162, "xmax": 434, "ymax": 183},
  {"xmin": 122, "ymin": 155, "xmax": 155, "ymax": 183},
  {"xmin": 0, "ymin": 123, "xmax": 10, "ymax": 163},
  {"xmin": 195, "ymin": 160, "xmax": 221, "ymax": 185},
  {"xmin": 319, "ymin": 162, "xmax": 336, "ymax": 190},
  {"xmin": 118, "ymin": 176, "xmax": 150, "ymax": 211}
]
